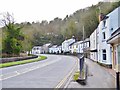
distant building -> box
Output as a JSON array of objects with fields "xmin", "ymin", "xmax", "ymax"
[
  {"xmin": 62, "ymin": 37, "xmax": 75, "ymax": 53},
  {"xmin": 69, "ymin": 41, "xmax": 78, "ymax": 54},
  {"xmin": 42, "ymin": 43, "xmax": 51, "ymax": 53},
  {"xmin": 56, "ymin": 46, "xmax": 62, "ymax": 54},
  {"xmin": 49, "ymin": 45, "xmax": 57, "ymax": 54},
  {"xmin": 49, "ymin": 45, "xmax": 62, "ymax": 54},
  {"xmin": 82, "ymin": 38, "xmax": 90, "ymax": 58},
  {"xmin": 69, "ymin": 38, "xmax": 90, "ymax": 56},
  {"xmin": 31, "ymin": 46, "xmax": 43, "ymax": 55},
  {"xmin": 69, "ymin": 41, "xmax": 83, "ymax": 54}
]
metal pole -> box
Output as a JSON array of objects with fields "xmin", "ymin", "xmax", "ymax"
[
  {"xmin": 116, "ymin": 72, "xmax": 119, "ymax": 90},
  {"xmin": 83, "ymin": 25, "xmax": 84, "ymax": 56},
  {"xmin": 80, "ymin": 25, "xmax": 85, "ymax": 78}
]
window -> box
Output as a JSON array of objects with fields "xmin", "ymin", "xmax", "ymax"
[
  {"xmin": 102, "ymin": 32, "xmax": 106, "ymax": 39},
  {"xmin": 111, "ymin": 28, "xmax": 113, "ymax": 31},
  {"xmin": 103, "ymin": 20, "xmax": 106, "ymax": 27},
  {"xmin": 37, "ymin": 48, "xmax": 39, "ymax": 50},
  {"xmin": 102, "ymin": 49, "xmax": 106, "ymax": 60},
  {"xmin": 76, "ymin": 45, "xmax": 78, "ymax": 48}
]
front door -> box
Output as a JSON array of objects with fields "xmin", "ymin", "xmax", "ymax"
[{"xmin": 113, "ymin": 46, "xmax": 117, "ymax": 70}]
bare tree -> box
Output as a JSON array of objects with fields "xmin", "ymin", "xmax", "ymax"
[{"xmin": 0, "ymin": 12, "xmax": 14, "ymax": 28}]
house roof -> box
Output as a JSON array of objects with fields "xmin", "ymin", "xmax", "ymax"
[
  {"xmin": 43, "ymin": 43, "xmax": 51, "ymax": 47},
  {"xmin": 57, "ymin": 45, "xmax": 62, "ymax": 48},
  {"xmin": 69, "ymin": 42, "xmax": 76, "ymax": 46},
  {"xmin": 32, "ymin": 46, "xmax": 42, "ymax": 49},
  {"xmin": 63, "ymin": 38, "xmax": 75, "ymax": 43},
  {"xmin": 51, "ymin": 45, "xmax": 58, "ymax": 48},
  {"xmin": 84, "ymin": 38, "xmax": 90, "ymax": 42}
]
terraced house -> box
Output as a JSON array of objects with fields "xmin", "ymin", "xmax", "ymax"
[
  {"xmin": 90, "ymin": 6, "xmax": 120, "ymax": 70},
  {"xmin": 62, "ymin": 37, "xmax": 75, "ymax": 54}
]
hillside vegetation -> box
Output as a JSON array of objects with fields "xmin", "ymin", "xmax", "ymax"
[{"xmin": 1, "ymin": 1, "xmax": 120, "ymax": 52}]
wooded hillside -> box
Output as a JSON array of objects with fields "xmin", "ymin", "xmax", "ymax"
[{"xmin": 1, "ymin": 1, "xmax": 120, "ymax": 52}]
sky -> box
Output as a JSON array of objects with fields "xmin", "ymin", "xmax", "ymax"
[{"xmin": 0, "ymin": 0, "xmax": 104, "ymax": 23}]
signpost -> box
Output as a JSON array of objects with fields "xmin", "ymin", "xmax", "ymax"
[
  {"xmin": 79, "ymin": 56, "xmax": 84, "ymax": 78},
  {"xmin": 79, "ymin": 25, "xmax": 85, "ymax": 79}
]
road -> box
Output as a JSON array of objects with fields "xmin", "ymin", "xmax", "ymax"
[{"xmin": 0, "ymin": 54, "xmax": 77, "ymax": 88}]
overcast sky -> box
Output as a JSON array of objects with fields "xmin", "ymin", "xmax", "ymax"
[{"xmin": 0, "ymin": 0, "xmax": 104, "ymax": 23}]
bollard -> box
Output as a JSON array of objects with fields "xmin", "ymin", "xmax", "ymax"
[{"xmin": 116, "ymin": 72, "xmax": 119, "ymax": 90}]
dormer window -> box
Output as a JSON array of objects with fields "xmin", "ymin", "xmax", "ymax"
[{"xmin": 111, "ymin": 28, "xmax": 113, "ymax": 31}]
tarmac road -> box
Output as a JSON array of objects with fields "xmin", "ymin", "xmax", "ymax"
[{"xmin": 0, "ymin": 54, "xmax": 77, "ymax": 88}]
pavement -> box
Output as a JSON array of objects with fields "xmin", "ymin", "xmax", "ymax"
[
  {"xmin": 103, "ymin": 66, "xmax": 116, "ymax": 78},
  {"xmin": 66, "ymin": 58, "xmax": 116, "ymax": 88}
]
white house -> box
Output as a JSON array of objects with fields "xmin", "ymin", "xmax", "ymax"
[
  {"xmin": 49, "ymin": 45, "xmax": 58, "ymax": 54},
  {"xmin": 77, "ymin": 38, "xmax": 90, "ymax": 54},
  {"xmin": 76, "ymin": 41, "xmax": 83, "ymax": 54},
  {"xmin": 69, "ymin": 42, "xmax": 76, "ymax": 54},
  {"xmin": 69, "ymin": 41, "xmax": 82, "ymax": 54},
  {"xmin": 56, "ymin": 46, "xmax": 62, "ymax": 54},
  {"xmin": 42, "ymin": 43, "xmax": 51, "ymax": 53},
  {"xmin": 62, "ymin": 38, "xmax": 75, "ymax": 53},
  {"xmin": 69, "ymin": 38, "xmax": 90, "ymax": 55},
  {"xmin": 32, "ymin": 46, "xmax": 43, "ymax": 55},
  {"xmin": 90, "ymin": 29, "xmax": 98, "ymax": 62},
  {"xmin": 49, "ymin": 45, "xmax": 62, "ymax": 54},
  {"xmin": 97, "ymin": 13, "xmax": 112, "ymax": 67}
]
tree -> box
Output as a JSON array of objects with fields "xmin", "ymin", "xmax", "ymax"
[{"xmin": 1, "ymin": 12, "xmax": 24, "ymax": 56}]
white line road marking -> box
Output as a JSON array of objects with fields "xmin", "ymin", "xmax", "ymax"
[
  {"xmin": 0, "ymin": 58, "xmax": 61, "ymax": 81},
  {"xmin": 55, "ymin": 57, "xmax": 79, "ymax": 88}
]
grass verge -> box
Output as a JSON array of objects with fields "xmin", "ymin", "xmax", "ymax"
[
  {"xmin": 73, "ymin": 71, "xmax": 80, "ymax": 81},
  {"xmin": 73, "ymin": 70, "xmax": 85, "ymax": 81},
  {"xmin": 0, "ymin": 56, "xmax": 47, "ymax": 68}
]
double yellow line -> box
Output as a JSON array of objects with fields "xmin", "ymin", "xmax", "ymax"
[{"xmin": 55, "ymin": 57, "xmax": 79, "ymax": 88}]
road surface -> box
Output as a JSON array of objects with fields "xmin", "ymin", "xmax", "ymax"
[{"xmin": 0, "ymin": 54, "xmax": 77, "ymax": 88}]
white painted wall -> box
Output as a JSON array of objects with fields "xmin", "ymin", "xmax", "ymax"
[
  {"xmin": 108, "ymin": 7, "xmax": 120, "ymax": 35},
  {"xmin": 62, "ymin": 38, "xmax": 75, "ymax": 53},
  {"xmin": 32, "ymin": 46, "xmax": 43, "ymax": 55},
  {"xmin": 97, "ymin": 17, "xmax": 112, "ymax": 65},
  {"xmin": 97, "ymin": 7, "xmax": 120, "ymax": 65},
  {"xmin": 69, "ymin": 40, "xmax": 90, "ymax": 54},
  {"xmin": 49, "ymin": 45, "xmax": 62, "ymax": 54},
  {"xmin": 49, "ymin": 45, "xmax": 57, "ymax": 54},
  {"xmin": 90, "ymin": 29, "xmax": 98, "ymax": 61}
]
